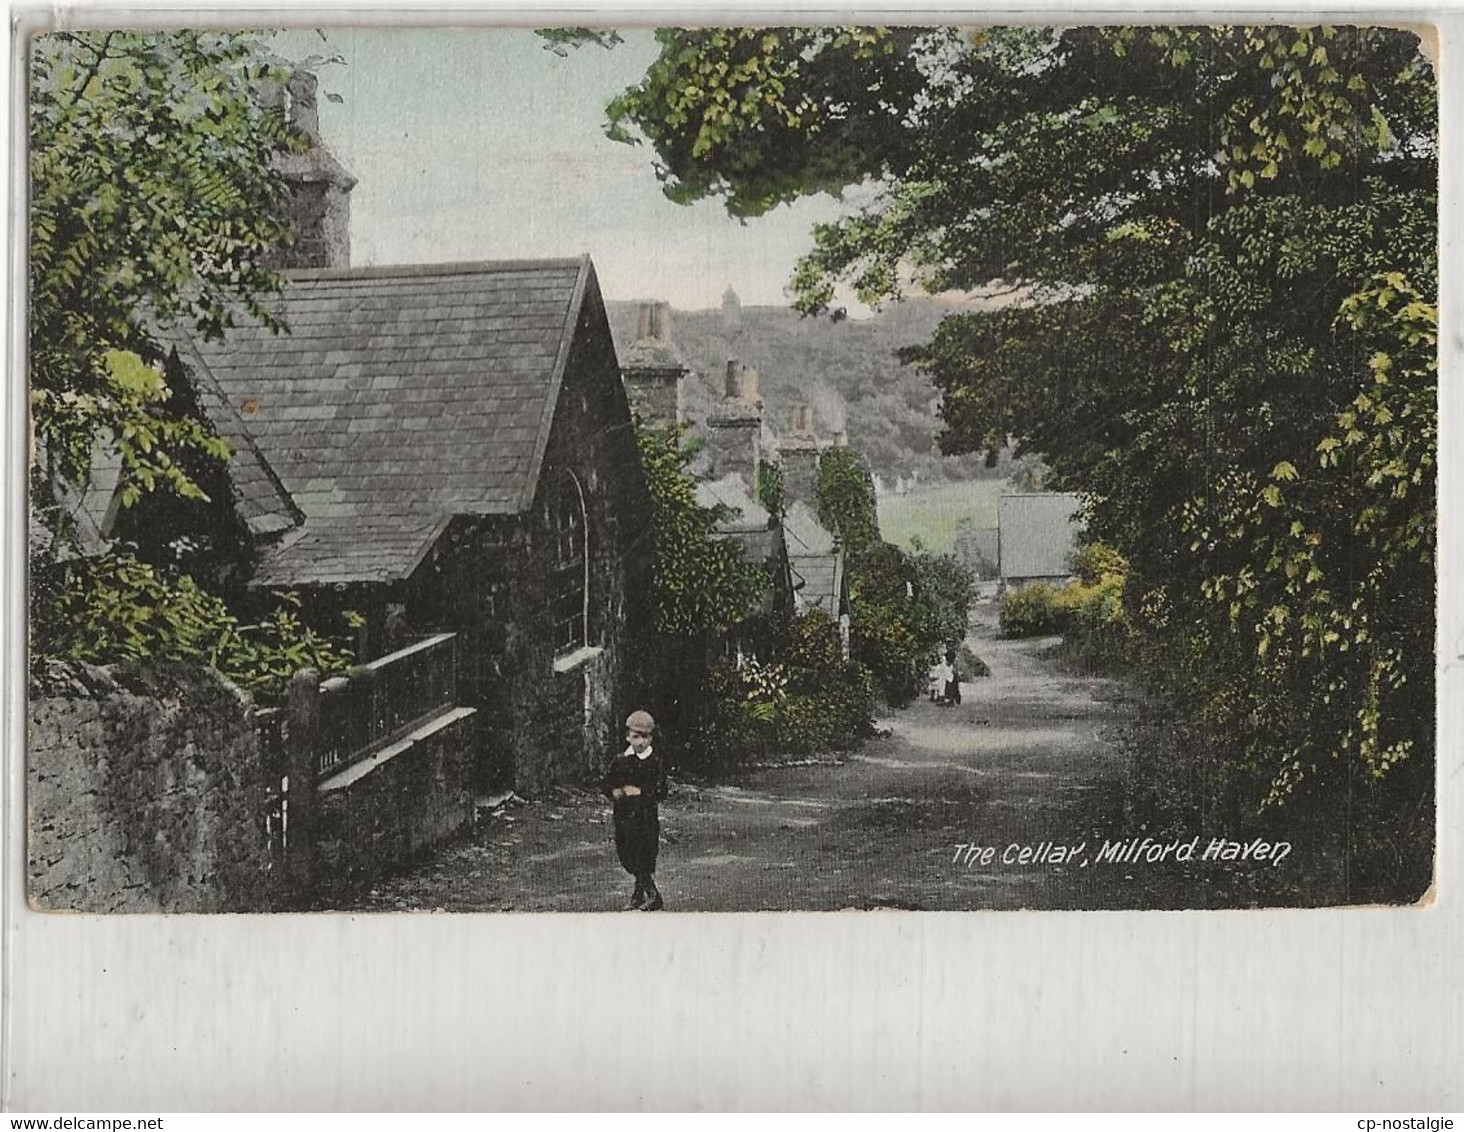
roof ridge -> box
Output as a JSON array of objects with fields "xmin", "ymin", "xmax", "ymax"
[{"xmin": 284, "ymin": 258, "xmax": 588, "ymax": 283}]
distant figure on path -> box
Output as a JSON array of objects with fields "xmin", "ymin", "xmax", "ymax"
[
  {"xmin": 943, "ymin": 648, "xmax": 962, "ymax": 706},
  {"xmin": 600, "ymin": 710, "xmax": 669, "ymax": 911},
  {"xmin": 929, "ymin": 655, "xmax": 949, "ymax": 703}
]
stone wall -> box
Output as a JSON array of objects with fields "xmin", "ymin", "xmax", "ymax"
[
  {"xmin": 313, "ymin": 711, "xmax": 477, "ymax": 898},
  {"xmin": 404, "ymin": 273, "xmax": 654, "ymax": 796},
  {"xmin": 28, "ymin": 664, "xmax": 276, "ymax": 913}
]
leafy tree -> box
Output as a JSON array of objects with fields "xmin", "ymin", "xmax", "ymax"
[
  {"xmin": 910, "ymin": 547, "xmax": 976, "ymax": 647},
  {"xmin": 28, "ymin": 31, "xmax": 356, "ymax": 697},
  {"xmin": 33, "ymin": 554, "xmax": 353, "ymax": 701},
  {"xmin": 30, "ymin": 30, "xmax": 303, "ymax": 515},
  {"xmin": 599, "ymin": 24, "xmax": 1436, "ymax": 887},
  {"xmin": 636, "ymin": 425, "xmax": 767, "ymax": 638},
  {"xmin": 814, "ymin": 445, "xmax": 880, "ymax": 555}
]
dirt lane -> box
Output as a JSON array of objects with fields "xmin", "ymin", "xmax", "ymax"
[{"xmin": 345, "ymin": 602, "xmax": 1215, "ymax": 913}]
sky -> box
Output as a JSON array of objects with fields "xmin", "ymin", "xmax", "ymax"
[{"xmin": 283, "ymin": 27, "xmax": 854, "ymax": 311}]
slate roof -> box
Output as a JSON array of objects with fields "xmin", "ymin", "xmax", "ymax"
[
  {"xmin": 187, "ymin": 257, "xmax": 594, "ymax": 586},
  {"xmin": 783, "ymin": 501, "xmax": 845, "ymax": 615},
  {"xmin": 695, "ymin": 474, "xmax": 782, "ymax": 565},
  {"xmin": 696, "ymin": 474, "xmax": 771, "ymax": 534},
  {"xmin": 998, "ymin": 492, "xmax": 1086, "ymax": 580},
  {"xmin": 163, "ymin": 330, "xmax": 302, "ymax": 538}
]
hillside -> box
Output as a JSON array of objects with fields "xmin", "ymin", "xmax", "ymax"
[{"xmin": 606, "ymin": 295, "xmax": 1019, "ymax": 486}]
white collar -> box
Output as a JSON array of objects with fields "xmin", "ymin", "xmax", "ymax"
[{"xmin": 624, "ymin": 745, "xmax": 654, "ymax": 761}]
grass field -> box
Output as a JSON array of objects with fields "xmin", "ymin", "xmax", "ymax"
[{"xmin": 877, "ymin": 478, "xmax": 1007, "ymax": 554}]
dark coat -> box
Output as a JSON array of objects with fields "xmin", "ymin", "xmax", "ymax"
[{"xmin": 600, "ymin": 747, "xmax": 668, "ymax": 878}]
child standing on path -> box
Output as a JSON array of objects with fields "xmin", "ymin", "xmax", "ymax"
[{"xmin": 600, "ymin": 709, "xmax": 669, "ymax": 911}]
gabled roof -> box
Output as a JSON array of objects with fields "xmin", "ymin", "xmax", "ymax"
[
  {"xmin": 695, "ymin": 474, "xmax": 783, "ymax": 565},
  {"xmin": 783, "ymin": 500, "xmax": 845, "ymax": 615},
  {"xmin": 696, "ymin": 474, "xmax": 771, "ymax": 534},
  {"xmin": 781, "ymin": 501, "xmax": 834, "ymax": 556},
  {"xmin": 186, "ymin": 257, "xmax": 596, "ymax": 586},
  {"xmin": 998, "ymin": 492, "xmax": 1085, "ymax": 580},
  {"xmin": 163, "ymin": 329, "xmax": 302, "ymax": 539}
]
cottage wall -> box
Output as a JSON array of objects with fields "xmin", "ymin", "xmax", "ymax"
[
  {"xmin": 28, "ymin": 664, "xmax": 275, "ymax": 912},
  {"xmin": 512, "ymin": 281, "xmax": 653, "ymax": 792},
  {"xmin": 408, "ymin": 281, "xmax": 652, "ymax": 794}
]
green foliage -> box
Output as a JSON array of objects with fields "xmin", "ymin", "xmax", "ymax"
[
  {"xmin": 999, "ymin": 584, "xmax": 1067, "ymax": 639},
  {"xmin": 636, "ymin": 425, "xmax": 767, "ymax": 639},
  {"xmin": 999, "ymin": 576, "xmax": 1127, "ymax": 644},
  {"xmin": 910, "ymin": 548, "xmax": 976, "ymax": 647},
  {"xmin": 1071, "ymin": 542, "xmax": 1129, "ymax": 586},
  {"xmin": 31, "ymin": 552, "xmax": 354, "ymax": 702},
  {"xmin": 605, "ymin": 26, "xmax": 1436, "ymax": 883},
  {"xmin": 27, "ymin": 31, "xmax": 364, "ymax": 695},
  {"xmin": 30, "ymin": 30, "xmax": 304, "ymax": 511},
  {"xmin": 843, "ymin": 542, "xmax": 921, "ymax": 705},
  {"xmin": 603, "ymin": 27, "xmax": 930, "ymax": 218},
  {"xmin": 694, "ymin": 609, "xmax": 875, "ymax": 768},
  {"xmin": 535, "ymin": 28, "xmax": 624, "ymax": 55},
  {"xmin": 756, "ymin": 459, "xmax": 786, "ymax": 519},
  {"xmin": 815, "ymin": 445, "xmax": 881, "ymax": 554}
]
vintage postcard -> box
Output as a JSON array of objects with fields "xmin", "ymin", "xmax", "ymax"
[{"xmin": 24, "ymin": 24, "xmax": 1438, "ymax": 915}]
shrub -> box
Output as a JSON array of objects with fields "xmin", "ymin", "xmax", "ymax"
[
  {"xmin": 999, "ymin": 583, "xmax": 1067, "ymax": 638},
  {"xmin": 999, "ymin": 573, "xmax": 1128, "ymax": 654},
  {"xmin": 1071, "ymin": 542, "xmax": 1128, "ymax": 585},
  {"xmin": 30, "ymin": 551, "xmax": 355, "ymax": 702},
  {"xmin": 690, "ymin": 609, "xmax": 876, "ymax": 770},
  {"xmin": 911, "ymin": 548, "xmax": 977, "ymax": 646}
]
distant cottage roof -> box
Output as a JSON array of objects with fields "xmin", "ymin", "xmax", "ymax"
[
  {"xmin": 695, "ymin": 474, "xmax": 782, "ymax": 564},
  {"xmin": 783, "ymin": 500, "xmax": 845, "ymax": 615},
  {"xmin": 998, "ymin": 492, "xmax": 1085, "ymax": 580},
  {"xmin": 187, "ymin": 257, "xmax": 596, "ymax": 586}
]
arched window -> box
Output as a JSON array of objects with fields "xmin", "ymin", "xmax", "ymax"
[{"xmin": 549, "ymin": 469, "xmax": 589, "ymax": 653}]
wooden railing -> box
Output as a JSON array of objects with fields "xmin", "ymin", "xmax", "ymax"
[{"xmin": 315, "ymin": 632, "xmax": 459, "ymax": 780}]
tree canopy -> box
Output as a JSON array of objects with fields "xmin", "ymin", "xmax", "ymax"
[
  {"xmin": 28, "ymin": 31, "xmax": 356, "ymax": 697},
  {"xmin": 30, "ymin": 30, "xmax": 303, "ymax": 523},
  {"xmin": 601, "ymin": 25, "xmax": 1438, "ymax": 841}
]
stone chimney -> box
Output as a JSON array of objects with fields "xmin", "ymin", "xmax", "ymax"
[
  {"xmin": 705, "ymin": 359, "xmax": 763, "ymax": 490},
  {"xmin": 620, "ymin": 300, "xmax": 687, "ymax": 429},
  {"xmin": 778, "ymin": 402, "xmax": 822, "ymax": 504},
  {"xmin": 264, "ymin": 70, "xmax": 357, "ymax": 270}
]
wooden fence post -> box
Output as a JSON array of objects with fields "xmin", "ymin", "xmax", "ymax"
[{"xmin": 284, "ymin": 668, "xmax": 320, "ymax": 908}]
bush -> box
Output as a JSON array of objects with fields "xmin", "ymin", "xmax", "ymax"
[
  {"xmin": 1071, "ymin": 542, "xmax": 1128, "ymax": 585},
  {"xmin": 690, "ymin": 609, "xmax": 876, "ymax": 770},
  {"xmin": 912, "ymin": 548, "xmax": 977, "ymax": 645},
  {"xmin": 999, "ymin": 574, "xmax": 1128, "ymax": 651},
  {"xmin": 999, "ymin": 583, "xmax": 1067, "ymax": 637},
  {"xmin": 30, "ymin": 551, "xmax": 355, "ymax": 702}
]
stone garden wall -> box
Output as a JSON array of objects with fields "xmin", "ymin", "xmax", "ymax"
[{"xmin": 28, "ymin": 664, "xmax": 276, "ymax": 913}]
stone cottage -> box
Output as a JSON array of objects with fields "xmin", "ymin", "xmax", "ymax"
[
  {"xmin": 176, "ymin": 256, "xmax": 652, "ymax": 792},
  {"xmin": 157, "ymin": 74, "xmax": 655, "ymax": 794}
]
